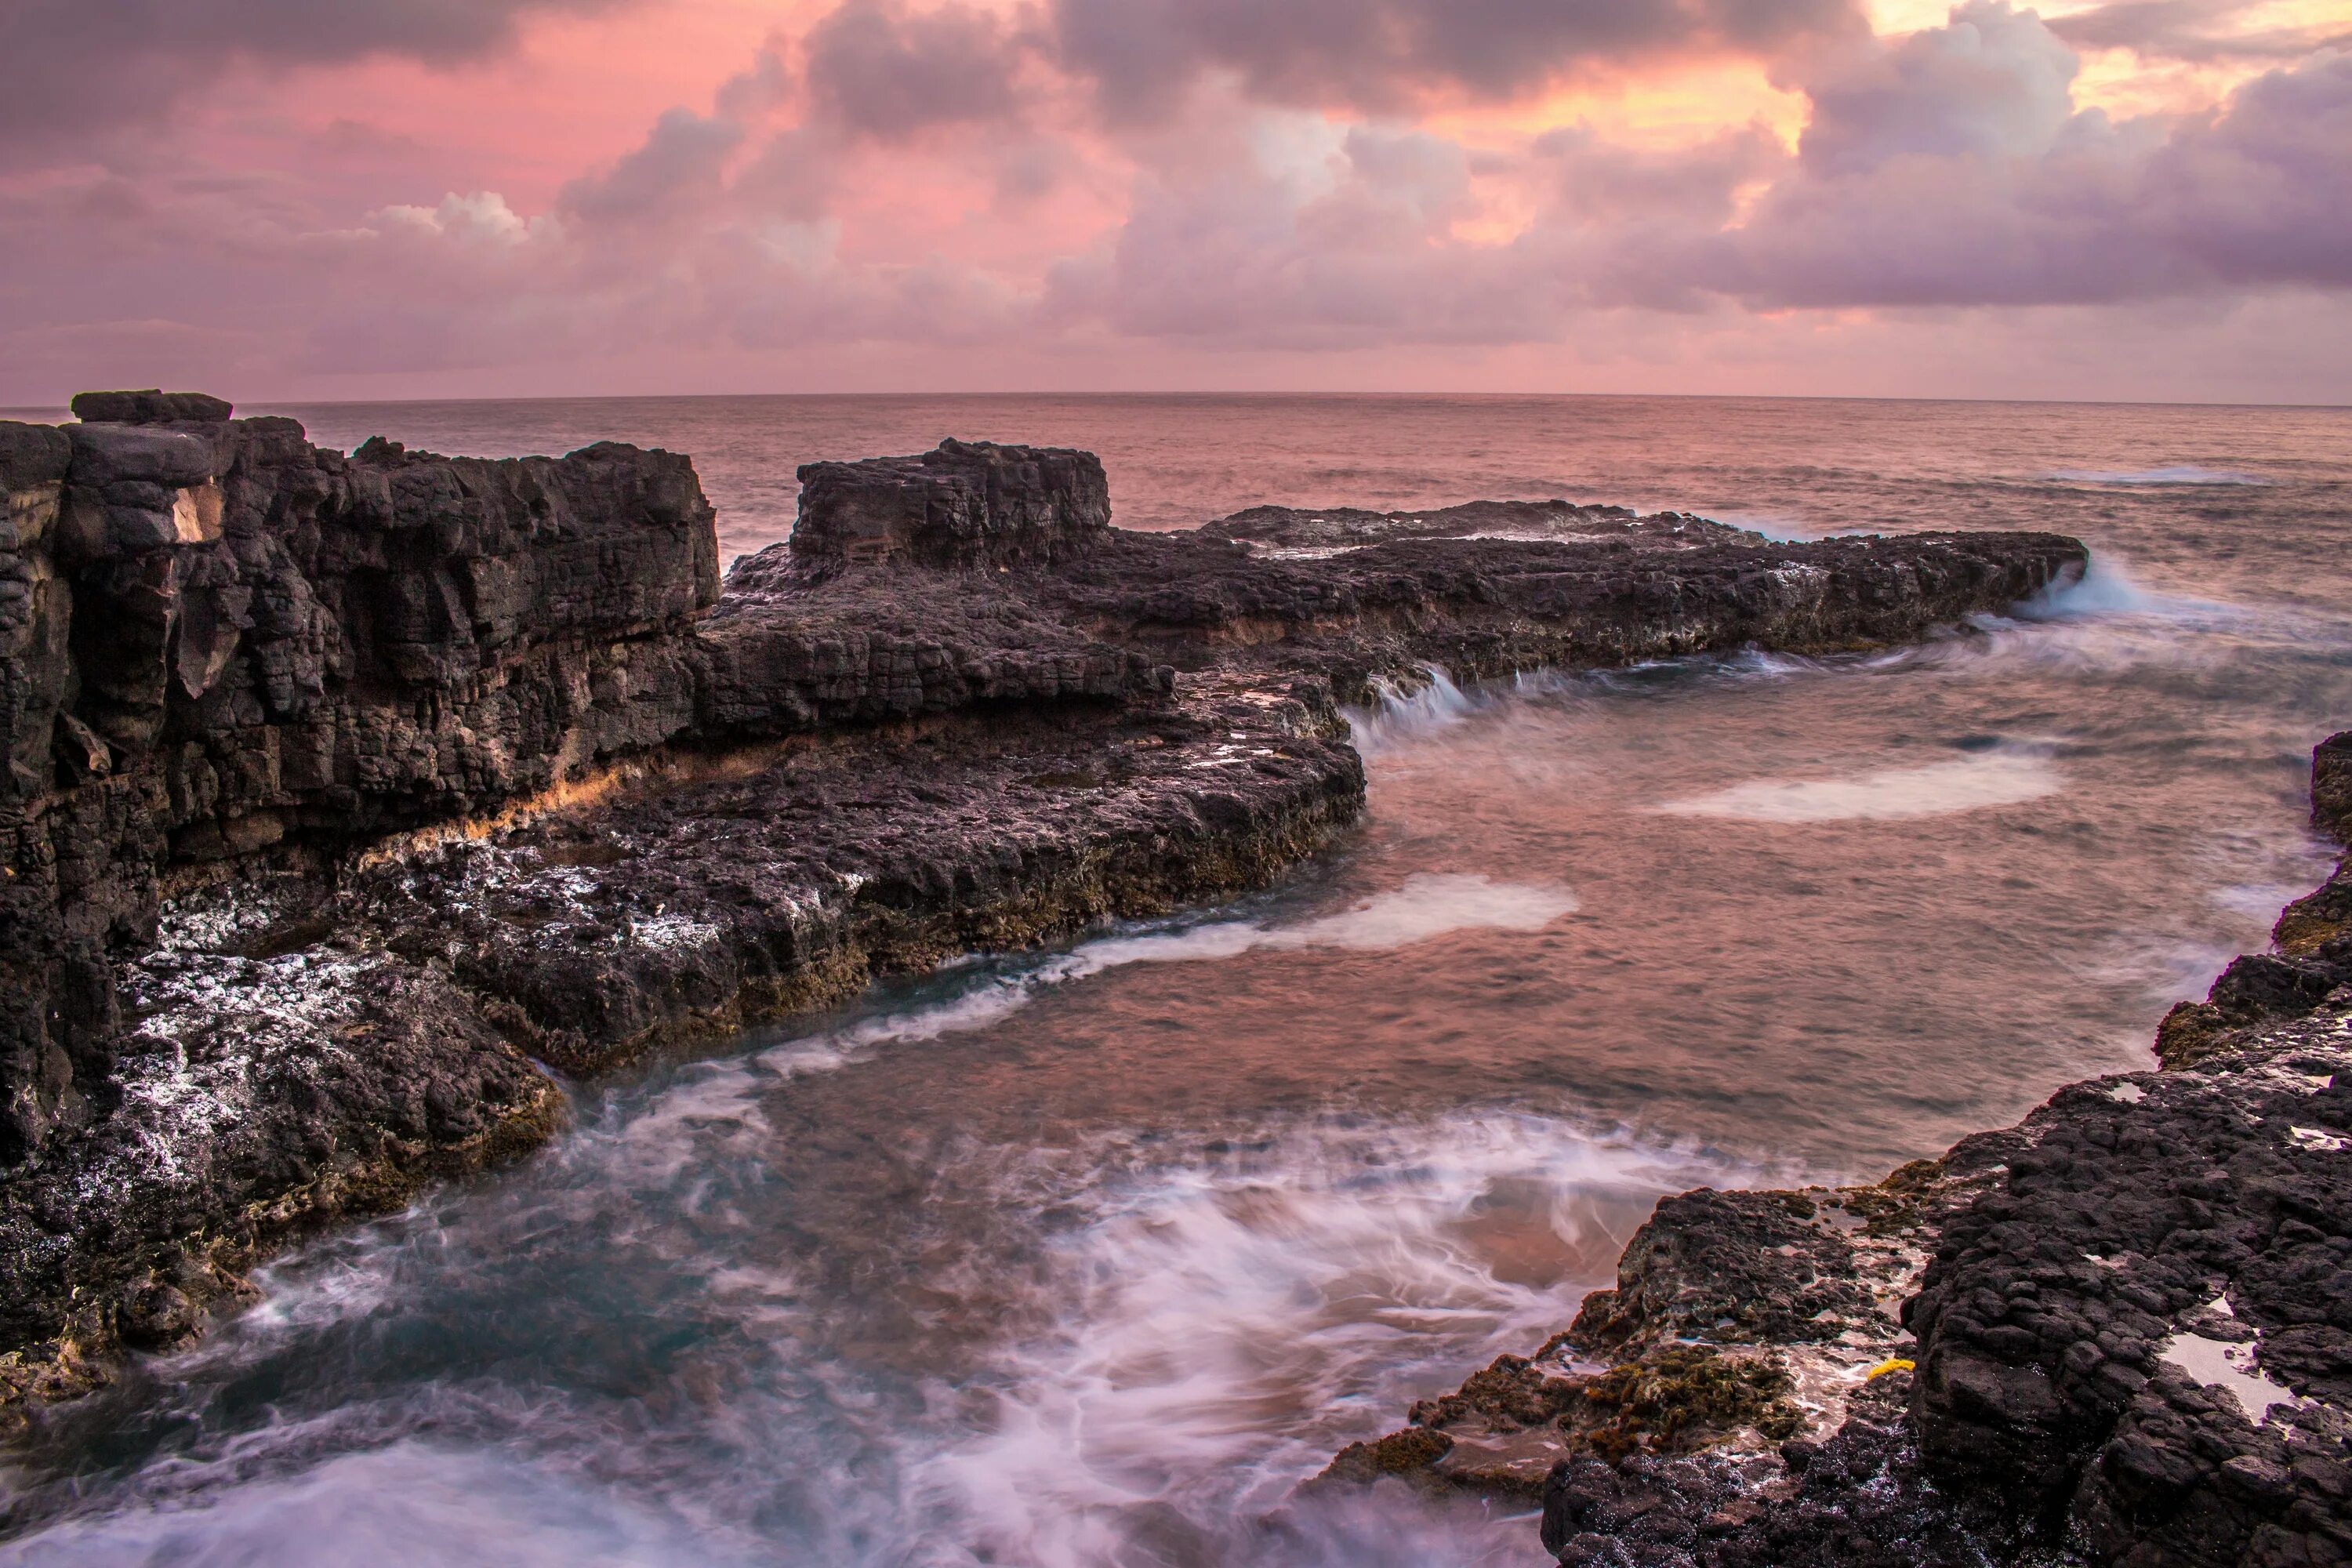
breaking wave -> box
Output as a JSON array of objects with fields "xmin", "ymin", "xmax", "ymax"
[{"xmin": 0, "ymin": 1099, "xmax": 1742, "ymax": 1568}]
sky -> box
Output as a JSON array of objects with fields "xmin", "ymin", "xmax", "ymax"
[{"xmin": 3, "ymin": 0, "xmax": 2350, "ymax": 405}]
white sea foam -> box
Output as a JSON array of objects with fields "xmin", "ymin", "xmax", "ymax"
[
  {"xmin": 1078, "ymin": 873, "xmax": 1575, "ymax": 967},
  {"xmin": 895, "ymin": 1111, "xmax": 1737, "ymax": 1568},
  {"xmin": 8, "ymin": 1107, "xmax": 1740, "ymax": 1568},
  {"xmin": 1926, "ymin": 550, "xmax": 2352, "ymax": 684},
  {"xmin": 1343, "ymin": 666, "xmax": 1479, "ymax": 751},
  {"xmin": 476, "ymin": 872, "xmax": 1586, "ymax": 1189},
  {"xmin": 1653, "ymin": 748, "xmax": 2060, "ymax": 823},
  {"xmin": 2015, "ymin": 554, "xmax": 2165, "ymax": 619},
  {"xmin": 2048, "ymin": 466, "xmax": 2270, "ymax": 487},
  {"xmin": 0, "ymin": 1441, "xmax": 767, "ymax": 1568},
  {"xmin": 757, "ymin": 873, "xmax": 1578, "ymax": 1069}
]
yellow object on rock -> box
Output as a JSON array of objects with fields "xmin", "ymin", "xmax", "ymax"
[{"xmin": 1865, "ymin": 1358, "xmax": 1916, "ymax": 1381}]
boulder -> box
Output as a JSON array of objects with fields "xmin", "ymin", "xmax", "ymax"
[
  {"xmin": 792, "ymin": 438, "xmax": 1111, "ymax": 573},
  {"xmin": 68, "ymin": 390, "xmax": 235, "ymax": 425}
]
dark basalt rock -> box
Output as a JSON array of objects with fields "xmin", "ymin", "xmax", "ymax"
[
  {"xmin": 66, "ymin": 390, "xmax": 235, "ymax": 426},
  {"xmin": 1049, "ymin": 526, "xmax": 2088, "ymax": 701},
  {"xmin": 1321, "ymin": 732, "xmax": 2352, "ymax": 1568},
  {"xmin": 2158, "ymin": 742, "xmax": 2352, "ymax": 1069},
  {"xmin": 0, "ymin": 408, "xmax": 2090, "ymax": 1436},
  {"xmin": 791, "ymin": 438, "xmax": 1109, "ymax": 575},
  {"xmin": 1570, "ymin": 1188, "xmax": 1885, "ymax": 1353},
  {"xmin": 1, "ymin": 399, "xmax": 720, "ymax": 1165},
  {"xmin": 0, "ymin": 944, "xmax": 564, "ymax": 1411},
  {"xmin": 347, "ymin": 686, "xmax": 1362, "ymax": 1077}
]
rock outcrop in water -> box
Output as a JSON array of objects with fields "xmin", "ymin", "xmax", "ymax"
[
  {"xmin": 0, "ymin": 394, "xmax": 2085, "ymax": 1432},
  {"xmin": 1322, "ymin": 735, "xmax": 2352, "ymax": 1567}
]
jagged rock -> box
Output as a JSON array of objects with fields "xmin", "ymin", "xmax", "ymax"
[
  {"xmin": 791, "ymin": 439, "xmax": 1110, "ymax": 574},
  {"xmin": 1048, "ymin": 527, "xmax": 2087, "ymax": 699},
  {"xmin": 349, "ymin": 685, "xmax": 1362, "ymax": 1076},
  {"xmin": 0, "ymin": 944, "xmax": 564, "ymax": 1414},
  {"xmin": 1570, "ymin": 1189, "xmax": 1885, "ymax": 1353},
  {"xmin": 1905, "ymin": 1014, "xmax": 2352, "ymax": 1563}
]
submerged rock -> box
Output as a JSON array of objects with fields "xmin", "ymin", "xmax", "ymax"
[{"xmin": 0, "ymin": 402, "xmax": 2085, "ymax": 1434}]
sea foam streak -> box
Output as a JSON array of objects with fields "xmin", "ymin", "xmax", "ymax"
[
  {"xmin": 1078, "ymin": 872, "xmax": 1575, "ymax": 965},
  {"xmin": 2047, "ymin": 465, "xmax": 2269, "ymax": 486},
  {"xmin": 758, "ymin": 872, "xmax": 1579, "ymax": 1070},
  {"xmin": 1653, "ymin": 750, "xmax": 2060, "ymax": 822},
  {"xmin": 891, "ymin": 1111, "xmax": 1737, "ymax": 1568}
]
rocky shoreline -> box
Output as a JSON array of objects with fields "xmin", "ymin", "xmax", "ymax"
[
  {"xmin": 1316, "ymin": 739, "xmax": 2352, "ymax": 1566},
  {"xmin": 0, "ymin": 394, "xmax": 2085, "ymax": 1455}
]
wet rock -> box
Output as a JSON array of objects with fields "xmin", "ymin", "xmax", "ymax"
[
  {"xmin": 350, "ymin": 684, "xmax": 1364, "ymax": 1076},
  {"xmin": 0, "ymin": 944, "xmax": 564, "ymax": 1425},
  {"xmin": 1570, "ymin": 1189, "xmax": 1885, "ymax": 1353},
  {"xmin": 1051, "ymin": 526, "xmax": 2087, "ymax": 701},
  {"xmin": 1534, "ymin": 1374, "xmax": 2034, "ymax": 1567}
]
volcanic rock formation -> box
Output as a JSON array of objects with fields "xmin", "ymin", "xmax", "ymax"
[{"xmin": 0, "ymin": 393, "xmax": 2085, "ymax": 1435}]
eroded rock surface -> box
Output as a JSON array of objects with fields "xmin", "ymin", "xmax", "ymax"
[
  {"xmin": 1321, "ymin": 735, "xmax": 2352, "ymax": 1567},
  {"xmin": 0, "ymin": 405, "xmax": 2086, "ymax": 1434}
]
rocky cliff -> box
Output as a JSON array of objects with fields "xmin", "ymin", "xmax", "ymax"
[
  {"xmin": 1, "ymin": 395, "xmax": 718, "ymax": 1165},
  {"xmin": 0, "ymin": 398, "xmax": 2087, "ymax": 1436}
]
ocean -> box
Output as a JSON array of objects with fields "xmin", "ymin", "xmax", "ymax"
[{"xmin": 4, "ymin": 394, "xmax": 2350, "ymax": 1565}]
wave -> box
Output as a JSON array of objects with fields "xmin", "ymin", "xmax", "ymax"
[
  {"xmin": 1709, "ymin": 510, "xmax": 1823, "ymax": 543},
  {"xmin": 1, "ymin": 1098, "xmax": 1747, "ymax": 1568},
  {"xmin": 2045, "ymin": 466, "xmax": 2270, "ymax": 487},
  {"xmin": 891, "ymin": 1109, "xmax": 1744, "ymax": 1568},
  {"xmin": 1653, "ymin": 746, "xmax": 2061, "ymax": 823},
  {"xmin": 1342, "ymin": 666, "xmax": 1479, "ymax": 751}
]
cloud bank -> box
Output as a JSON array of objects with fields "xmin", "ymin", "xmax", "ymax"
[{"xmin": 2, "ymin": 0, "xmax": 2348, "ymax": 401}]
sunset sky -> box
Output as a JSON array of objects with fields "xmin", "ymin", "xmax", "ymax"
[{"xmin": 5, "ymin": 0, "xmax": 2350, "ymax": 404}]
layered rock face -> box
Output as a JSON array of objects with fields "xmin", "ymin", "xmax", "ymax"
[
  {"xmin": 0, "ymin": 406, "xmax": 2088, "ymax": 1438},
  {"xmin": 1, "ymin": 396, "xmax": 718, "ymax": 1163},
  {"xmin": 1326, "ymin": 735, "xmax": 2352, "ymax": 1568}
]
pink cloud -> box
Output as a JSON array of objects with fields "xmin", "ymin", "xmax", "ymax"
[{"xmin": 1, "ymin": 0, "xmax": 2348, "ymax": 405}]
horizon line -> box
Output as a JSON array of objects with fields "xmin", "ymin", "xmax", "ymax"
[{"xmin": 5, "ymin": 389, "xmax": 2350, "ymax": 416}]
